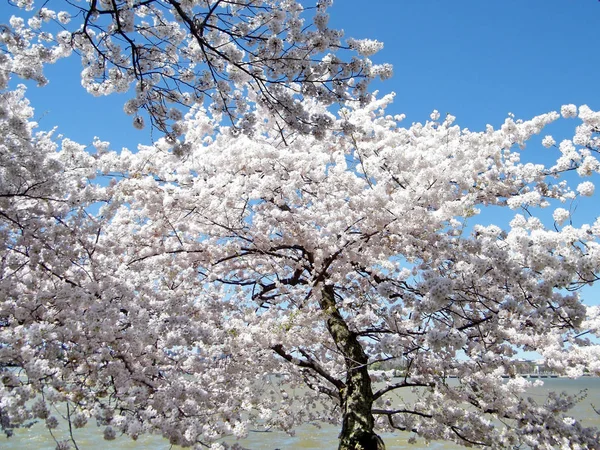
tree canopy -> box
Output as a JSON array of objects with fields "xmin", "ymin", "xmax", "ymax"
[{"xmin": 1, "ymin": 1, "xmax": 600, "ymax": 450}]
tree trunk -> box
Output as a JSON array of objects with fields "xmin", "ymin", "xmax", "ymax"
[{"xmin": 320, "ymin": 285, "xmax": 386, "ymax": 450}]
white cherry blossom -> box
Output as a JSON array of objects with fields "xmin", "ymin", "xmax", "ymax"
[{"xmin": 1, "ymin": 3, "xmax": 600, "ymax": 450}]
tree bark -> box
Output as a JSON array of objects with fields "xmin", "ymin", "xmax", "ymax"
[{"xmin": 320, "ymin": 285, "xmax": 386, "ymax": 450}]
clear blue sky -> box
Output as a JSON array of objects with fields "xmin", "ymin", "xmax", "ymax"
[{"xmin": 331, "ymin": 0, "xmax": 600, "ymax": 128}]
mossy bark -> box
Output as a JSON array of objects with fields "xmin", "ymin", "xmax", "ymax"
[{"xmin": 320, "ymin": 285, "xmax": 385, "ymax": 450}]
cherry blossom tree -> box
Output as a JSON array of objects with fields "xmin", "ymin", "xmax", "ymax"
[
  {"xmin": 2, "ymin": 2, "xmax": 600, "ymax": 450},
  {"xmin": 2, "ymin": 78, "xmax": 600, "ymax": 449}
]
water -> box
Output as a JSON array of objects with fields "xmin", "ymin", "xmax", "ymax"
[{"xmin": 2, "ymin": 378, "xmax": 599, "ymax": 449}]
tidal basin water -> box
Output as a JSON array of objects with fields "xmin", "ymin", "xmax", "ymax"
[{"xmin": 2, "ymin": 377, "xmax": 599, "ymax": 449}]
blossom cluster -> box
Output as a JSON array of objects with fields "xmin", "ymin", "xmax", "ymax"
[{"xmin": 1, "ymin": 0, "xmax": 389, "ymax": 136}]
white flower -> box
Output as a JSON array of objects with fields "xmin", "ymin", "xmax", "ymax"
[
  {"xmin": 39, "ymin": 8, "xmax": 56, "ymax": 21},
  {"xmin": 561, "ymin": 104, "xmax": 577, "ymax": 118},
  {"xmin": 542, "ymin": 135, "xmax": 555, "ymax": 148},
  {"xmin": 167, "ymin": 108, "xmax": 183, "ymax": 121},
  {"xmin": 123, "ymin": 99, "xmax": 138, "ymax": 115},
  {"xmin": 57, "ymin": 11, "xmax": 71, "ymax": 24},
  {"xmin": 552, "ymin": 208, "xmax": 570, "ymax": 225},
  {"xmin": 563, "ymin": 417, "xmax": 576, "ymax": 426},
  {"xmin": 27, "ymin": 16, "xmax": 41, "ymax": 29},
  {"xmin": 347, "ymin": 38, "xmax": 384, "ymax": 56},
  {"xmin": 313, "ymin": 13, "xmax": 329, "ymax": 31},
  {"xmin": 577, "ymin": 181, "xmax": 595, "ymax": 196},
  {"xmin": 9, "ymin": 16, "xmax": 25, "ymax": 30},
  {"xmin": 233, "ymin": 421, "xmax": 249, "ymax": 439},
  {"xmin": 266, "ymin": 36, "xmax": 283, "ymax": 53},
  {"xmin": 430, "ymin": 110, "xmax": 440, "ymax": 121},
  {"xmin": 370, "ymin": 63, "xmax": 393, "ymax": 80}
]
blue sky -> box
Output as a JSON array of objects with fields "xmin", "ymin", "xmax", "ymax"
[
  {"xmin": 331, "ymin": 0, "xmax": 600, "ymax": 128},
  {"xmin": 4, "ymin": 0, "xmax": 600, "ymax": 307}
]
